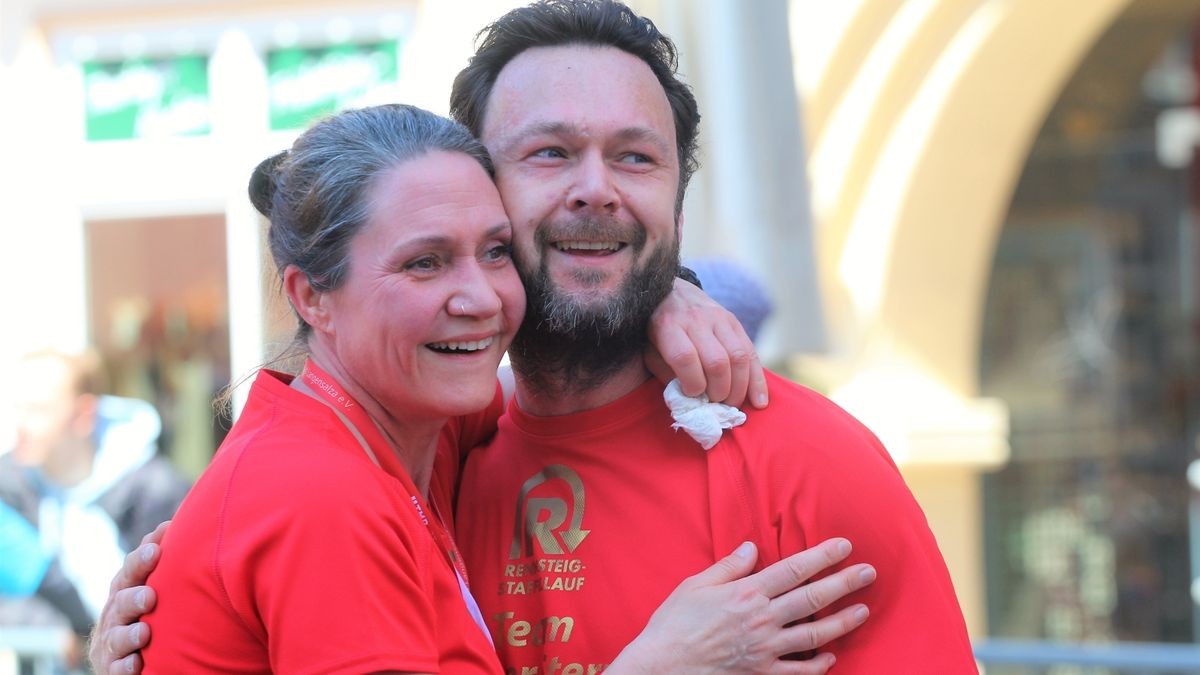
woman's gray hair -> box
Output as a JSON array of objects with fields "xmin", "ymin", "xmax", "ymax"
[{"xmin": 249, "ymin": 103, "xmax": 494, "ymax": 337}]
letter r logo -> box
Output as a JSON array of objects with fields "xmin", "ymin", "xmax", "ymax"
[{"xmin": 509, "ymin": 465, "xmax": 590, "ymax": 560}]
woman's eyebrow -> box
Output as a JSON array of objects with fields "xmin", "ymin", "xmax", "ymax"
[{"xmin": 393, "ymin": 223, "xmax": 512, "ymax": 251}]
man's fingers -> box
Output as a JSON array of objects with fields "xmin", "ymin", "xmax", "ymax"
[
  {"xmin": 106, "ymin": 652, "xmax": 144, "ymax": 675},
  {"xmin": 771, "ymin": 563, "xmax": 876, "ymax": 623},
  {"xmin": 774, "ymin": 603, "xmax": 869, "ymax": 655},
  {"xmin": 140, "ymin": 521, "xmax": 169, "ymax": 547},
  {"xmin": 111, "ymin": 543, "xmax": 160, "ymax": 595},
  {"xmin": 103, "ymin": 621, "xmax": 150, "ymax": 664},
  {"xmin": 745, "ymin": 538, "xmax": 853, "ymax": 599},
  {"xmin": 109, "ymin": 586, "xmax": 156, "ymax": 625}
]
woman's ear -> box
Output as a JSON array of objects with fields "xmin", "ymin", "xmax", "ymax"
[{"xmin": 283, "ymin": 265, "xmax": 333, "ymax": 335}]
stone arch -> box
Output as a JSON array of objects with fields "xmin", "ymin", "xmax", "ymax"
[{"xmin": 809, "ymin": 0, "xmax": 1133, "ymax": 395}]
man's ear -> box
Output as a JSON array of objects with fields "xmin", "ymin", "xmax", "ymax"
[
  {"xmin": 282, "ymin": 265, "xmax": 333, "ymax": 335},
  {"xmin": 675, "ymin": 211, "xmax": 685, "ymax": 242}
]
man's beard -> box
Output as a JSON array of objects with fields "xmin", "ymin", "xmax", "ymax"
[{"xmin": 509, "ymin": 217, "xmax": 679, "ymax": 397}]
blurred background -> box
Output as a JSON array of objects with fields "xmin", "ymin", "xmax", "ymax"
[{"xmin": 3, "ymin": 0, "xmax": 1200, "ymax": 672}]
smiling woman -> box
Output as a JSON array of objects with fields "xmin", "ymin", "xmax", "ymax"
[
  {"xmin": 135, "ymin": 104, "xmax": 518, "ymax": 673},
  {"xmin": 301, "ymin": 150, "xmax": 524, "ymax": 433}
]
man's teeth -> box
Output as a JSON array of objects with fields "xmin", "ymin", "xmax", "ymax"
[
  {"xmin": 554, "ymin": 241, "xmax": 621, "ymax": 252},
  {"xmin": 428, "ymin": 337, "xmax": 495, "ymax": 352}
]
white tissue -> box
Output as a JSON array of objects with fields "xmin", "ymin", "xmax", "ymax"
[{"xmin": 663, "ymin": 379, "xmax": 747, "ymax": 450}]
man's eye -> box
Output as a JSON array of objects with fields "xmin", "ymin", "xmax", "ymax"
[
  {"xmin": 532, "ymin": 147, "xmax": 567, "ymax": 159},
  {"xmin": 619, "ymin": 152, "xmax": 652, "ymax": 164}
]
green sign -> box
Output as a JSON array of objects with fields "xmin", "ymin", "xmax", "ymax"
[
  {"xmin": 267, "ymin": 40, "xmax": 399, "ymax": 130},
  {"xmin": 83, "ymin": 56, "xmax": 211, "ymax": 141}
]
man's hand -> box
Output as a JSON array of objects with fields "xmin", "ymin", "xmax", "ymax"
[
  {"xmin": 87, "ymin": 521, "xmax": 169, "ymax": 675},
  {"xmin": 647, "ymin": 278, "xmax": 768, "ymax": 409},
  {"xmin": 611, "ymin": 539, "xmax": 873, "ymax": 674}
]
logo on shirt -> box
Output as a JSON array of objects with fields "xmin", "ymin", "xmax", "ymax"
[
  {"xmin": 509, "ymin": 464, "xmax": 589, "ymax": 559},
  {"xmin": 495, "ymin": 465, "xmax": 605, "ymax": 671},
  {"xmin": 500, "ymin": 464, "xmax": 589, "ymax": 596}
]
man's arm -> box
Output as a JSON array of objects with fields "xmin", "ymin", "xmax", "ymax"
[{"xmin": 87, "ymin": 522, "xmax": 166, "ymax": 675}]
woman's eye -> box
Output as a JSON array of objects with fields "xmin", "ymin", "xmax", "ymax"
[
  {"xmin": 406, "ymin": 256, "xmax": 441, "ymax": 272},
  {"xmin": 485, "ymin": 244, "xmax": 513, "ymax": 262}
]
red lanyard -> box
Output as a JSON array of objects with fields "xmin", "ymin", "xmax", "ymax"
[{"xmin": 300, "ymin": 359, "xmax": 472, "ymax": 585}]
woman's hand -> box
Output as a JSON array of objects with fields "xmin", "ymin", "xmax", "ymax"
[
  {"xmin": 647, "ymin": 278, "xmax": 768, "ymax": 409},
  {"xmin": 87, "ymin": 521, "xmax": 169, "ymax": 675},
  {"xmin": 609, "ymin": 539, "xmax": 874, "ymax": 674}
]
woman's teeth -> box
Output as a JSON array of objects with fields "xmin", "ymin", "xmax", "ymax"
[{"xmin": 428, "ymin": 336, "xmax": 494, "ymax": 353}]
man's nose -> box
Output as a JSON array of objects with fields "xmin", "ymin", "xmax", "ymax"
[{"xmin": 565, "ymin": 152, "xmax": 620, "ymax": 214}]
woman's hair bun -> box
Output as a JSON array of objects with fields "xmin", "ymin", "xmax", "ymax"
[{"xmin": 248, "ymin": 150, "xmax": 288, "ymax": 217}]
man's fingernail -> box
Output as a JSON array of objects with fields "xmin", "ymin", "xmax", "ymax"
[
  {"xmin": 131, "ymin": 623, "xmax": 143, "ymax": 643},
  {"xmin": 859, "ymin": 566, "xmax": 877, "ymax": 584},
  {"xmin": 854, "ymin": 605, "xmax": 870, "ymax": 623},
  {"xmin": 734, "ymin": 541, "xmax": 754, "ymax": 559},
  {"xmin": 135, "ymin": 589, "xmax": 147, "ymax": 610},
  {"xmin": 140, "ymin": 544, "xmax": 156, "ymax": 563}
]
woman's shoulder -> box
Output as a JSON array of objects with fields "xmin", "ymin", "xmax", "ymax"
[{"xmin": 203, "ymin": 408, "xmax": 399, "ymax": 517}]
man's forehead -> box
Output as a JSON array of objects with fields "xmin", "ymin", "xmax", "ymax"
[
  {"xmin": 487, "ymin": 119, "xmax": 673, "ymax": 158},
  {"xmin": 480, "ymin": 44, "xmax": 674, "ymax": 144}
]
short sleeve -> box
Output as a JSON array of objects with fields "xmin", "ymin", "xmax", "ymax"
[
  {"xmin": 768, "ymin": 391, "xmax": 977, "ymax": 672},
  {"xmin": 218, "ymin": 451, "xmax": 440, "ymax": 675}
]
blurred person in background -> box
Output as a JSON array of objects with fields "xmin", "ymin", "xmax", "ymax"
[
  {"xmin": 0, "ymin": 349, "xmax": 189, "ymax": 665},
  {"xmin": 686, "ymin": 256, "xmax": 775, "ymax": 344},
  {"xmin": 0, "ymin": 498, "xmax": 94, "ymax": 670}
]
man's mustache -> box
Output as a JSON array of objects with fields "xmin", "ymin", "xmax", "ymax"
[{"xmin": 532, "ymin": 218, "xmax": 648, "ymax": 251}]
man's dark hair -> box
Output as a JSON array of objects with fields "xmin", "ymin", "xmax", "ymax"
[{"xmin": 450, "ymin": 0, "xmax": 700, "ymax": 213}]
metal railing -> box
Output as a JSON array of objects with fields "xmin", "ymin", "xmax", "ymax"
[{"xmin": 974, "ymin": 639, "xmax": 1200, "ymax": 673}]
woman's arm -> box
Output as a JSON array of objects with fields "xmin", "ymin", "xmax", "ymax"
[
  {"xmin": 91, "ymin": 534, "xmax": 872, "ymax": 675},
  {"xmin": 608, "ymin": 539, "xmax": 873, "ymax": 674},
  {"xmin": 647, "ymin": 278, "xmax": 769, "ymax": 409}
]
